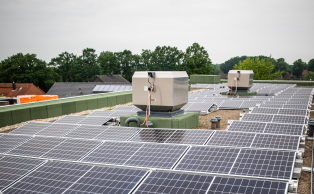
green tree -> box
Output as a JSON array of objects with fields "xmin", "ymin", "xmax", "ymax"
[
  {"xmin": 75, "ymin": 48, "xmax": 100, "ymax": 82},
  {"xmin": 132, "ymin": 54, "xmax": 145, "ymax": 71},
  {"xmin": 183, "ymin": 43, "xmax": 213, "ymax": 75},
  {"xmin": 0, "ymin": 53, "xmax": 61, "ymax": 92},
  {"xmin": 220, "ymin": 56, "xmax": 247, "ymax": 73},
  {"xmin": 140, "ymin": 49, "xmax": 152, "ymax": 71},
  {"xmin": 303, "ymin": 71, "xmax": 314, "ymax": 80},
  {"xmin": 116, "ymin": 50, "xmax": 135, "ymax": 82},
  {"xmin": 145, "ymin": 46, "xmax": 184, "ymax": 71},
  {"xmin": 98, "ymin": 51, "xmax": 120, "ymax": 75},
  {"xmin": 212, "ymin": 65, "xmax": 222, "ymax": 75},
  {"xmin": 292, "ymin": 59, "xmax": 307, "ymax": 78},
  {"xmin": 233, "ymin": 57, "xmax": 282, "ymax": 80},
  {"xmin": 307, "ymin": 59, "xmax": 314, "ymax": 72},
  {"xmin": 273, "ymin": 58, "xmax": 289, "ymax": 78},
  {"xmin": 220, "ymin": 56, "xmax": 268, "ymax": 73},
  {"xmin": 49, "ymin": 52, "xmax": 77, "ymax": 82}
]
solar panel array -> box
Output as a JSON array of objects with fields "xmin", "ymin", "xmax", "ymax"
[
  {"xmin": 227, "ymin": 120, "xmax": 304, "ymax": 136},
  {"xmin": 207, "ymin": 131, "xmax": 300, "ymax": 150},
  {"xmin": 54, "ymin": 115, "xmax": 112, "ymax": 125},
  {"xmin": 1, "ymin": 84, "xmax": 312, "ymax": 193},
  {"xmin": 250, "ymin": 107, "xmax": 308, "ymax": 116},
  {"xmin": 241, "ymin": 113, "xmax": 307, "ymax": 124},
  {"xmin": 129, "ymin": 128, "xmax": 213, "ymax": 145},
  {"xmin": 92, "ymin": 84, "xmax": 132, "ymax": 92},
  {"xmin": 0, "ymin": 156, "xmax": 289, "ymax": 194}
]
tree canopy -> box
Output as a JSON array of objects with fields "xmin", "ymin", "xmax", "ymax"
[
  {"xmin": 0, "ymin": 43, "xmax": 311, "ymax": 93},
  {"xmin": 292, "ymin": 59, "xmax": 307, "ymax": 78},
  {"xmin": 183, "ymin": 43, "xmax": 213, "ymax": 75},
  {"xmin": 0, "ymin": 53, "xmax": 61, "ymax": 92},
  {"xmin": 233, "ymin": 57, "xmax": 282, "ymax": 80},
  {"xmin": 307, "ymin": 59, "xmax": 314, "ymax": 72}
]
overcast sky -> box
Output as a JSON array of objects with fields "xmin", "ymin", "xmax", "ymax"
[{"xmin": 0, "ymin": 0, "xmax": 313, "ymax": 65}]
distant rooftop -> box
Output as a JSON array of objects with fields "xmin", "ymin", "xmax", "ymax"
[
  {"xmin": 47, "ymin": 82, "xmax": 131, "ymax": 98},
  {"xmin": 0, "ymin": 83, "xmax": 45, "ymax": 98},
  {"xmin": 91, "ymin": 75, "xmax": 130, "ymax": 83}
]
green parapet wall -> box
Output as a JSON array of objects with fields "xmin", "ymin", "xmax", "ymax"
[
  {"xmin": 30, "ymin": 105, "xmax": 48, "ymax": 120},
  {"xmin": 85, "ymin": 97, "xmax": 98, "ymax": 110},
  {"xmin": 74, "ymin": 98, "xmax": 88, "ymax": 112},
  {"xmin": 11, "ymin": 106, "xmax": 31, "ymax": 124},
  {"xmin": 0, "ymin": 109, "xmax": 13, "ymax": 127},
  {"xmin": 0, "ymin": 91, "xmax": 133, "ymax": 128},
  {"xmin": 220, "ymin": 79, "xmax": 314, "ymax": 86},
  {"xmin": 190, "ymin": 75, "xmax": 220, "ymax": 84},
  {"xmin": 97, "ymin": 96, "xmax": 108, "ymax": 108},
  {"xmin": 120, "ymin": 112, "xmax": 199, "ymax": 129},
  {"xmin": 46, "ymin": 102, "xmax": 63, "ymax": 118}
]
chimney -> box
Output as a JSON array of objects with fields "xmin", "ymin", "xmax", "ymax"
[{"xmin": 12, "ymin": 82, "xmax": 16, "ymax": 90}]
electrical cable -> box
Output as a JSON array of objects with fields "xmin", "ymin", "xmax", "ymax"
[{"xmin": 140, "ymin": 76, "xmax": 155, "ymax": 128}]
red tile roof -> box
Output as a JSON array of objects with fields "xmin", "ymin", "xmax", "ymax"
[{"xmin": 0, "ymin": 83, "xmax": 46, "ymax": 97}]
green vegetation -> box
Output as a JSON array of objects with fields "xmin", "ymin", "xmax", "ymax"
[
  {"xmin": 0, "ymin": 53, "xmax": 61, "ymax": 92},
  {"xmin": 0, "ymin": 43, "xmax": 313, "ymax": 93},
  {"xmin": 233, "ymin": 57, "xmax": 283, "ymax": 80}
]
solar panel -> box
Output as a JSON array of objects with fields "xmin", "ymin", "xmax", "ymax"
[
  {"xmin": 207, "ymin": 131, "xmax": 255, "ymax": 147},
  {"xmin": 129, "ymin": 129, "xmax": 176, "ymax": 143},
  {"xmin": 64, "ymin": 166, "xmax": 147, "ymax": 194},
  {"xmin": 208, "ymin": 177, "xmax": 287, "ymax": 194},
  {"xmin": 239, "ymin": 101, "xmax": 262, "ymax": 109},
  {"xmin": 124, "ymin": 143, "xmax": 188, "ymax": 169},
  {"xmin": 184, "ymin": 102, "xmax": 214, "ymax": 112},
  {"xmin": 82, "ymin": 142, "xmax": 143, "ymax": 165},
  {"xmin": 228, "ymin": 121, "xmax": 304, "ymax": 136},
  {"xmin": 113, "ymin": 105, "xmax": 139, "ymax": 112},
  {"xmin": 251, "ymin": 134, "xmax": 300, "ymax": 150},
  {"xmin": 94, "ymin": 126, "xmax": 139, "ymax": 141},
  {"xmin": 41, "ymin": 139, "xmax": 102, "ymax": 161},
  {"xmin": 251, "ymin": 107, "xmax": 308, "ymax": 116},
  {"xmin": 219, "ymin": 101, "xmax": 243, "ymax": 109},
  {"xmin": 7, "ymin": 136, "xmax": 65, "ymax": 158},
  {"xmin": 88, "ymin": 110, "xmax": 113, "ymax": 117},
  {"xmin": 259, "ymin": 104, "xmax": 284, "ymax": 109},
  {"xmin": 241, "ymin": 113, "xmax": 274, "ymax": 122},
  {"xmin": 110, "ymin": 111, "xmax": 136, "ymax": 117},
  {"xmin": 272, "ymin": 114, "xmax": 306, "ymax": 124},
  {"xmin": 230, "ymin": 149, "xmax": 295, "ymax": 179},
  {"xmin": 188, "ymin": 98, "xmax": 204, "ymax": 103},
  {"xmin": 133, "ymin": 171, "xmax": 214, "ymax": 194},
  {"xmin": 264, "ymin": 123, "xmax": 304, "ymax": 136},
  {"xmin": 4, "ymin": 161, "xmax": 93, "ymax": 194},
  {"xmin": 182, "ymin": 103, "xmax": 192, "ymax": 110},
  {"xmin": 0, "ymin": 156, "xmax": 45, "ymax": 191},
  {"xmin": 54, "ymin": 115, "xmax": 86, "ymax": 124},
  {"xmin": 92, "ymin": 84, "xmax": 132, "ymax": 92},
  {"xmin": 0, "ymin": 134, "xmax": 33, "ymax": 154},
  {"xmin": 283, "ymin": 104, "xmax": 309, "ymax": 109},
  {"xmin": 263, "ymin": 101, "xmax": 287, "ymax": 105},
  {"xmin": 9, "ymin": 122, "xmax": 51, "ymax": 135},
  {"xmin": 78, "ymin": 116, "xmax": 112, "ymax": 125},
  {"xmin": 286, "ymin": 100, "xmax": 309, "ymax": 105},
  {"xmin": 175, "ymin": 147, "xmax": 240, "ymax": 174},
  {"xmin": 64, "ymin": 125, "xmax": 109, "ymax": 139},
  {"xmin": 165, "ymin": 129, "xmax": 213, "ymax": 145},
  {"xmin": 278, "ymin": 108, "xmax": 308, "ymax": 116},
  {"xmin": 251, "ymin": 108, "xmax": 279, "ymax": 114},
  {"xmin": 227, "ymin": 121, "xmax": 266, "ymax": 133},
  {"xmin": 35, "ymin": 123, "xmax": 79, "ymax": 137}
]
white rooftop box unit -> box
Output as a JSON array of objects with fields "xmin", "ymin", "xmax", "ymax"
[
  {"xmin": 228, "ymin": 70, "xmax": 254, "ymax": 90},
  {"xmin": 132, "ymin": 71, "xmax": 188, "ymax": 112}
]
